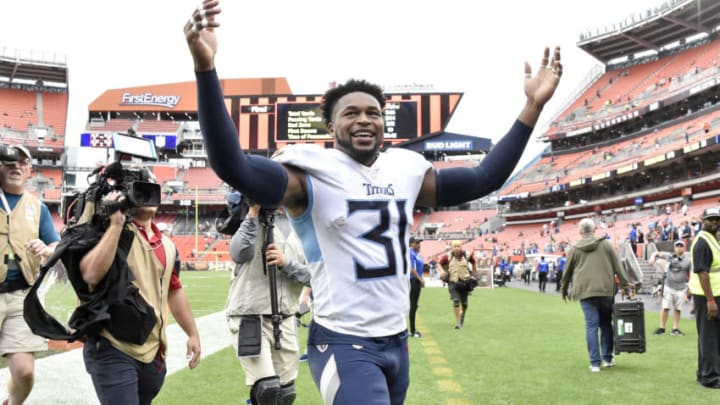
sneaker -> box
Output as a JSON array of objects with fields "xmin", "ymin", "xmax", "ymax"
[
  {"xmin": 412, "ymin": 331, "xmax": 423, "ymax": 338},
  {"xmin": 671, "ymin": 329, "xmax": 685, "ymax": 336},
  {"xmin": 602, "ymin": 360, "xmax": 616, "ymax": 368},
  {"xmin": 653, "ymin": 327, "xmax": 666, "ymax": 335},
  {"xmin": 589, "ymin": 365, "xmax": 601, "ymax": 373},
  {"xmin": 299, "ymin": 353, "xmax": 308, "ymax": 362},
  {"xmin": 454, "ymin": 323, "xmax": 462, "ymax": 330}
]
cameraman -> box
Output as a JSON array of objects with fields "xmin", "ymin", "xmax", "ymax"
[
  {"xmin": 0, "ymin": 145, "xmax": 58, "ymax": 405},
  {"xmin": 79, "ymin": 184, "xmax": 201, "ymax": 405},
  {"xmin": 438, "ymin": 241, "xmax": 476, "ymax": 330},
  {"xmin": 226, "ymin": 202, "xmax": 310, "ymax": 405}
]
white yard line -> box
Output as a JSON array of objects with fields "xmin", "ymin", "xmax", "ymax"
[{"xmin": 0, "ymin": 311, "xmax": 230, "ymax": 404}]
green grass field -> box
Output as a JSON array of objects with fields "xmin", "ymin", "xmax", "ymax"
[{"xmin": 123, "ymin": 272, "xmax": 719, "ymax": 404}]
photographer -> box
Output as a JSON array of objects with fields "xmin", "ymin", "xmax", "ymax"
[
  {"xmin": 0, "ymin": 145, "xmax": 59, "ymax": 405},
  {"xmin": 438, "ymin": 241, "xmax": 477, "ymax": 330},
  {"xmin": 226, "ymin": 202, "xmax": 310, "ymax": 405},
  {"xmin": 78, "ymin": 174, "xmax": 201, "ymax": 404}
]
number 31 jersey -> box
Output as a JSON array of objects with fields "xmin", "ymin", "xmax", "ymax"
[{"xmin": 274, "ymin": 145, "xmax": 431, "ymax": 337}]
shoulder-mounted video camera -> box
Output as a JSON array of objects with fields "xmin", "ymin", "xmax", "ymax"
[{"xmin": 63, "ymin": 161, "xmax": 161, "ymax": 229}]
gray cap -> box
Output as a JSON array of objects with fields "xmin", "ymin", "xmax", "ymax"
[{"xmin": 13, "ymin": 145, "xmax": 32, "ymax": 160}]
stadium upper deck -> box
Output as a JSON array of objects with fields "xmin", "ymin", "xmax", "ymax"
[
  {"xmin": 498, "ymin": 0, "xmax": 720, "ymax": 223},
  {"xmin": 0, "ymin": 46, "xmax": 68, "ymax": 210}
]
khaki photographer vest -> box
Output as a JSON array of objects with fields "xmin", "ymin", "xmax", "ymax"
[
  {"xmin": 0, "ymin": 194, "xmax": 42, "ymax": 284},
  {"xmin": 100, "ymin": 224, "xmax": 176, "ymax": 363},
  {"xmin": 448, "ymin": 255, "xmax": 471, "ymax": 283}
]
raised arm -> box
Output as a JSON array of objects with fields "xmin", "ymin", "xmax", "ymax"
[
  {"xmin": 184, "ymin": 0, "xmax": 290, "ymax": 207},
  {"xmin": 418, "ymin": 47, "xmax": 563, "ymax": 208}
]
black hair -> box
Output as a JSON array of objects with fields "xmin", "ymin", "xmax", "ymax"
[{"xmin": 321, "ymin": 79, "xmax": 385, "ymax": 125}]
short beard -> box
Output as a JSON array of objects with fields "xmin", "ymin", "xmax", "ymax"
[{"xmin": 336, "ymin": 137, "xmax": 380, "ymax": 164}]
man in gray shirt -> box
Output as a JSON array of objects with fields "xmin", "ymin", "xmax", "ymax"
[
  {"xmin": 649, "ymin": 240, "xmax": 691, "ymax": 336},
  {"xmin": 226, "ymin": 203, "xmax": 311, "ymax": 404}
]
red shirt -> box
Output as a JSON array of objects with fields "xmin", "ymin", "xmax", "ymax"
[
  {"xmin": 132, "ymin": 220, "xmax": 182, "ymax": 291},
  {"xmin": 439, "ymin": 251, "xmax": 476, "ymax": 267}
]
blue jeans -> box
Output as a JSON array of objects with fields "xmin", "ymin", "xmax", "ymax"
[
  {"xmin": 83, "ymin": 336, "xmax": 166, "ymax": 405},
  {"xmin": 580, "ymin": 297, "xmax": 614, "ymax": 367}
]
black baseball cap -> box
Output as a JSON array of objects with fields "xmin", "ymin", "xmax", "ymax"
[
  {"xmin": 409, "ymin": 236, "xmax": 422, "ymax": 244},
  {"xmin": 702, "ymin": 208, "xmax": 720, "ymax": 220}
]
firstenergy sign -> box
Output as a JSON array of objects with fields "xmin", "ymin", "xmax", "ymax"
[{"xmin": 120, "ymin": 92, "xmax": 180, "ymax": 109}]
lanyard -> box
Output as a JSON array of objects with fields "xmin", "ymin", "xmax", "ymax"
[{"xmin": 0, "ymin": 188, "xmax": 10, "ymax": 214}]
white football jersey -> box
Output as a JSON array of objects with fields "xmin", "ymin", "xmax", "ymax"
[{"xmin": 274, "ymin": 145, "xmax": 431, "ymax": 337}]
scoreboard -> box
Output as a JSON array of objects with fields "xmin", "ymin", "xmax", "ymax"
[
  {"xmin": 233, "ymin": 92, "xmax": 461, "ymax": 151},
  {"xmin": 275, "ymin": 101, "xmax": 418, "ymax": 142}
]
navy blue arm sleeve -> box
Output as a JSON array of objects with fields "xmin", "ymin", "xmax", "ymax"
[
  {"xmin": 435, "ymin": 119, "xmax": 532, "ymax": 206},
  {"xmin": 196, "ymin": 70, "xmax": 288, "ymax": 207}
]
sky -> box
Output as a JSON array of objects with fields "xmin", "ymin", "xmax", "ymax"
[{"xmin": 1, "ymin": 0, "xmax": 667, "ymax": 173}]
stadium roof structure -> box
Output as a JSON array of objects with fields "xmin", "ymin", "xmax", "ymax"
[
  {"xmin": 397, "ymin": 130, "xmax": 491, "ymax": 154},
  {"xmin": 89, "ymin": 77, "xmax": 293, "ymax": 114},
  {"xmin": 0, "ymin": 46, "xmax": 68, "ymax": 85},
  {"xmin": 577, "ymin": 0, "xmax": 720, "ymax": 63}
]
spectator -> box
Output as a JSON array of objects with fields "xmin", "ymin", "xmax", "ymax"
[
  {"xmin": 537, "ymin": 256, "xmax": 549, "ymax": 292},
  {"xmin": 555, "ymin": 253, "xmax": 567, "ymax": 292},
  {"xmin": 561, "ymin": 218, "xmax": 633, "ymax": 373},
  {"xmin": 648, "ymin": 241, "xmax": 690, "ymax": 336},
  {"xmin": 628, "ymin": 223, "xmax": 638, "ymax": 257}
]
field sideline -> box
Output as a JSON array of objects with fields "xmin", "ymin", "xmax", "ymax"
[{"xmin": 1, "ymin": 271, "xmax": 716, "ymax": 404}]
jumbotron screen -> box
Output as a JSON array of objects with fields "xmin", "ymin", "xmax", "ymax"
[{"xmin": 275, "ymin": 101, "xmax": 418, "ymax": 142}]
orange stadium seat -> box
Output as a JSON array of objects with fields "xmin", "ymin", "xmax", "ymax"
[
  {"xmin": 38, "ymin": 168, "xmax": 63, "ymax": 188},
  {"xmin": 0, "ymin": 88, "xmax": 39, "ymax": 131},
  {"xmin": 152, "ymin": 165, "xmax": 179, "ymax": 185},
  {"xmin": 136, "ymin": 120, "xmax": 180, "ymax": 133},
  {"xmin": 183, "ymin": 167, "xmax": 223, "ymax": 189},
  {"xmin": 0, "ymin": 88, "xmax": 67, "ymax": 135}
]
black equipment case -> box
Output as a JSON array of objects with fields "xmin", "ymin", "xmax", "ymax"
[{"xmin": 613, "ymin": 300, "xmax": 646, "ymax": 354}]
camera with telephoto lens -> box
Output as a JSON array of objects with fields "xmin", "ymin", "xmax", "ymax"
[
  {"xmin": 0, "ymin": 144, "xmax": 19, "ymax": 163},
  {"xmin": 215, "ymin": 191, "xmax": 276, "ymax": 236},
  {"xmin": 215, "ymin": 191, "xmax": 250, "ymax": 236}
]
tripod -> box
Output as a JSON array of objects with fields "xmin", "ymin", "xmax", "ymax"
[{"xmin": 259, "ymin": 209, "xmax": 283, "ymax": 350}]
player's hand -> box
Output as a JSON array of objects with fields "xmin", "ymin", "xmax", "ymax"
[
  {"xmin": 524, "ymin": 46, "xmax": 562, "ymax": 109},
  {"xmin": 186, "ymin": 334, "xmax": 201, "ymax": 369},
  {"xmin": 184, "ymin": 0, "xmax": 222, "ymax": 72}
]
